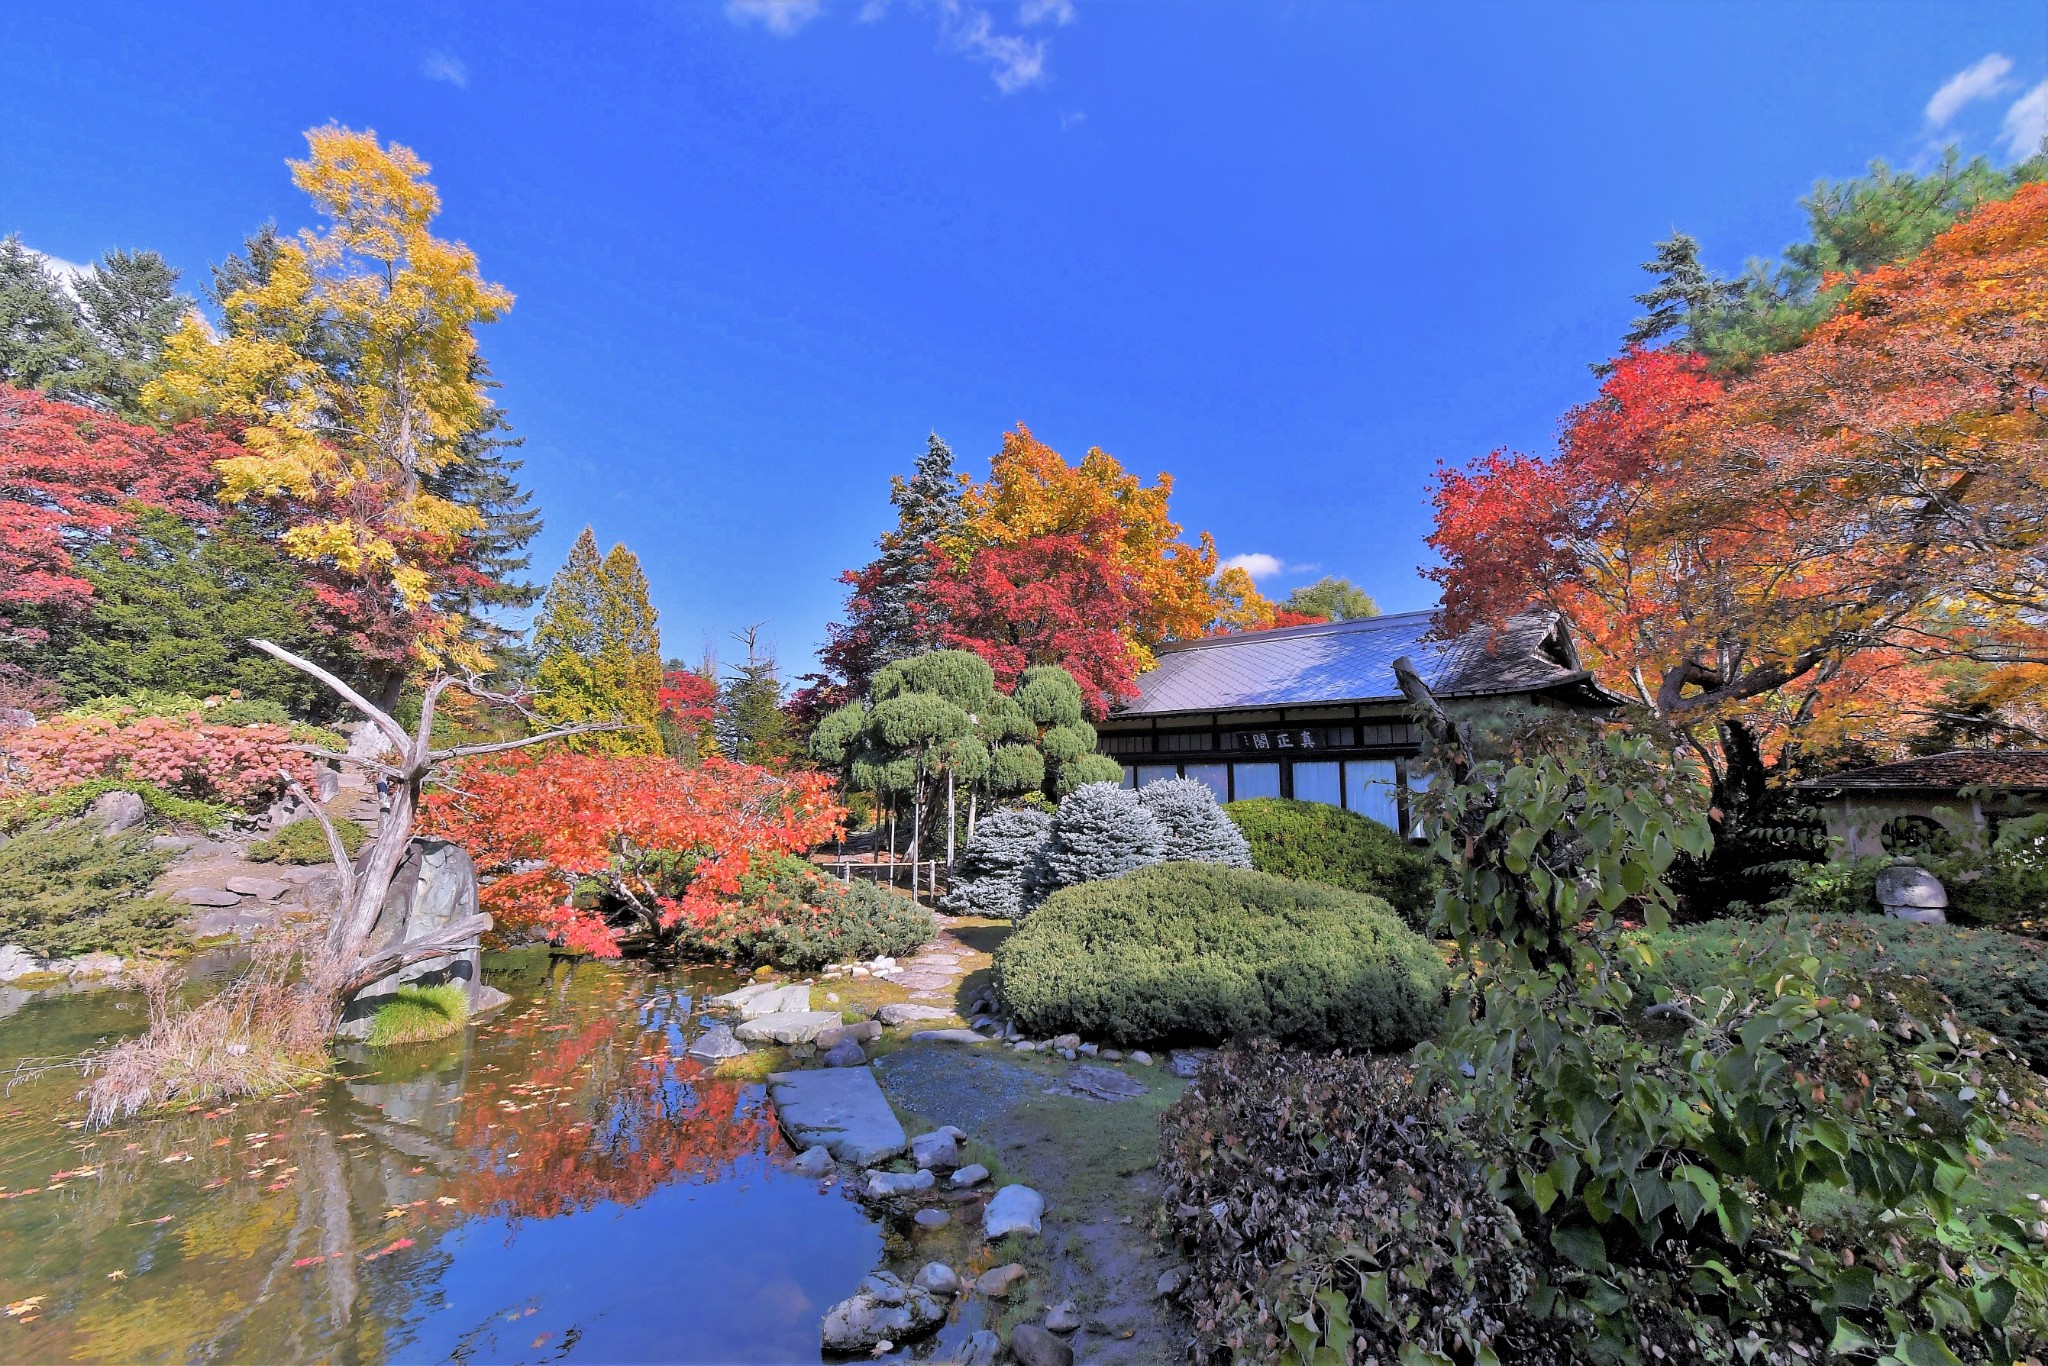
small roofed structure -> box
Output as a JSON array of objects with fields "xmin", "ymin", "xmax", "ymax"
[
  {"xmin": 1795, "ymin": 750, "xmax": 2048, "ymax": 857},
  {"xmin": 1095, "ymin": 608, "xmax": 1618, "ymax": 835}
]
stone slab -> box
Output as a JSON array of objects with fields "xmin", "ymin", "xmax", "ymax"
[
  {"xmin": 737, "ymin": 983, "xmax": 810, "ymax": 1019},
  {"xmin": 767, "ymin": 1066, "xmax": 908, "ymax": 1166},
  {"xmin": 878, "ymin": 1003, "xmax": 954, "ymax": 1026},
  {"xmin": 734, "ymin": 1010, "xmax": 842, "ymax": 1045},
  {"xmin": 911, "ymin": 1029, "xmax": 991, "ymax": 1046}
]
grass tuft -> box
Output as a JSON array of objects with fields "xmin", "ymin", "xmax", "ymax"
[{"xmin": 365, "ymin": 983, "xmax": 470, "ymax": 1047}]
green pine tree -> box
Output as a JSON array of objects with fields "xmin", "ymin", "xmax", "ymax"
[
  {"xmin": 718, "ymin": 626, "xmax": 793, "ymax": 767},
  {"xmin": 533, "ymin": 529, "xmax": 664, "ymax": 754},
  {"xmin": 73, "ymin": 249, "xmax": 187, "ymax": 416},
  {"xmin": 0, "ymin": 236, "xmax": 94, "ymax": 397}
]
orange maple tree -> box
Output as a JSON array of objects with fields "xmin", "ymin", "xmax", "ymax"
[
  {"xmin": 419, "ymin": 750, "xmax": 844, "ymax": 957},
  {"xmin": 1430, "ymin": 183, "xmax": 2048, "ymax": 780}
]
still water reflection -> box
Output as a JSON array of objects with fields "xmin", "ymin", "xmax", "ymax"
[{"xmin": 0, "ymin": 951, "xmax": 885, "ymax": 1363}]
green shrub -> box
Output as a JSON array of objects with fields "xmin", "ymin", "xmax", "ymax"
[
  {"xmin": 1765, "ymin": 854, "xmax": 1887, "ymax": 916},
  {"xmin": 65, "ymin": 690, "xmax": 294, "ymax": 728},
  {"xmin": 681, "ymin": 855, "xmax": 936, "ymax": 970},
  {"xmin": 1223, "ymin": 797, "xmax": 1435, "ymax": 928},
  {"xmin": 248, "ymin": 815, "xmax": 368, "ymax": 865},
  {"xmin": 994, "ymin": 862, "xmax": 1449, "ymax": 1047},
  {"xmin": 0, "ymin": 823, "xmax": 184, "ymax": 958},
  {"xmin": 1641, "ymin": 912, "xmax": 2048, "ymax": 1071},
  {"xmin": 366, "ymin": 983, "xmax": 470, "ymax": 1047},
  {"xmin": 1928, "ymin": 813, "xmax": 2048, "ymax": 934},
  {"xmin": 0, "ymin": 778, "xmax": 232, "ymax": 834}
]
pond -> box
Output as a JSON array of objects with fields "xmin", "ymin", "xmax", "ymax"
[{"xmin": 0, "ymin": 950, "xmax": 906, "ymax": 1363}]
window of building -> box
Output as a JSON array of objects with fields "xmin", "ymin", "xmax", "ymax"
[
  {"xmin": 1136, "ymin": 764, "xmax": 1179, "ymax": 788},
  {"xmin": 1405, "ymin": 765, "xmax": 1432, "ymax": 838},
  {"xmin": 1291, "ymin": 760, "xmax": 1341, "ymax": 806},
  {"xmin": 1344, "ymin": 758, "xmax": 1400, "ymax": 830},
  {"xmin": 1232, "ymin": 762, "xmax": 1280, "ymax": 800}
]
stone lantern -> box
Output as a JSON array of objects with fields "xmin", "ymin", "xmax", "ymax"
[{"xmin": 1874, "ymin": 858, "xmax": 1947, "ymax": 925}]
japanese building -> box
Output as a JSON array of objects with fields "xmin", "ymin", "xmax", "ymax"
[{"xmin": 1097, "ymin": 608, "xmax": 1616, "ymax": 834}]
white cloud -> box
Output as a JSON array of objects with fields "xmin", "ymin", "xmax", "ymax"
[
  {"xmin": 940, "ymin": 1, "xmax": 1047, "ymax": 92},
  {"xmin": 2003, "ymin": 80, "xmax": 2048, "ymax": 160},
  {"xmin": 1058, "ymin": 109, "xmax": 1086, "ymax": 131},
  {"xmin": 1926, "ymin": 53, "xmax": 2013, "ymax": 127},
  {"xmin": 1218, "ymin": 552, "xmax": 1288, "ymax": 581},
  {"xmin": 727, "ymin": 0, "xmax": 824, "ymax": 36},
  {"xmin": 420, "ymin": 51, "xmax": 470, "ymax": 88},
  {"xmin": 1019, "ymin": 0, "xmax": 1074, "ymax": 25}
]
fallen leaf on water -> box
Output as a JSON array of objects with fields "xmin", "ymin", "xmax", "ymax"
[
  {"xmin": 292, "ymin": 1255, "xmax": 327, "ymax": 1269},
  {"xmin": 532, "ymin": 1334, "xmax": 551, "ymax": 1348},
  {"xmin": 339, "ymin": 1132, "xmax": 367, "ymax": 1140},
  {"xmin": 105, "ymin": 1271, "xmax": 126, "ymax": 1281},
  {"xmin": 4, "ymin": 1297, "xmax": 44, "ymax": 1318},
  {"xmin": 434, "ymin": 1196, "xmax": 458, "ymax": 1206}
]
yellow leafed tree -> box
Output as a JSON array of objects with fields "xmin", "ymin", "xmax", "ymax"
[{"xmin": 144, "ymin": 125, "xmax": 512, "ymax": 678}]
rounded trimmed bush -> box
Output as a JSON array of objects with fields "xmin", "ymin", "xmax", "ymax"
[
  {"xmin": 994, "ymin": 862, "xmax": 1449, "ymax": 1048},
  {"xmin": 1026, "ymin": 780, "xmax": 1164, "ymax": 905},
  {"xmin": 1139, "ymin": 777, "xmax": 1251, "ymax": 867},
  {"xmin": 943, "ymin": 807, "xmax": 1053, "ymax": 919},
  {"xmin": 1224, "ymin": 797, "xmax": 1435, "ymax": 928}
]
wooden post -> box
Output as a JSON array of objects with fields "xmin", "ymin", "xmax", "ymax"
[{"xmin": 946, "ymin": 771, "xmax": 956, "ymax": 869}]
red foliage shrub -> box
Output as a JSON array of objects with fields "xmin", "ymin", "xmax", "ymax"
[{"xmin": 1, "ymin": 714, "xmax": 312, "ymax": 808}]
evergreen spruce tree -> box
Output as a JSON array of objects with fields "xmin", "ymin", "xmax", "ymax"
[
  {"xmin": 1025, "ymin": 781, "xmax": 1165, "ymax": 908},
  {"xmin": 942, "ymin": 807, "xmax": 1053, "ymax": 918},
  {"xmin": 1620, "ymin": 232, "xmax": 1743, "ymax": 353},
  {"xmin": 533, "ymin": 529, "xmax": 663, "ymax": 754},
  {"xmin": 1138, "ymin": 776, "xmax": 1252, "ymax": 867},
  {"xmin": 73, "ymin": 249, "xmax": 187, "ymax": 415},
  {"xmin": 0, "ymin": 236, "xmax": 93, "ymax": 396},
  {"xmin": 421, "ymin": 391, "xmax": 544, "ymax": 664},
  {"xmin": 814, "ymin": 433, "xmax": 969, "ymax": 701},
  {"xmin": 718, "ymin": 626, "xmax": 794, "ymax": 767}
]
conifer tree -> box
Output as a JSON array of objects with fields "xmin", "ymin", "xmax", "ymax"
[
  {"xmin": 0, "ymin": 237, "xmax": 92, "ymax": 396},
  {"xmin": 1138, "ymin": 776, "xmax": 1252, "ymax": 867},
  {"xmin": 718, "ymin": 626, "xmax": 793, "ymax": 767},
  {"xmin": 73, "ymin": 249, "xmax": 187, "ymax": 415},
  {"xmin": 532, "ymin": 528, "xmax": 663, "ymax": 754}
]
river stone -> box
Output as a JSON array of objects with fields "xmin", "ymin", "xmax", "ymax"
[
  {"xmin": 820, "ymin": 1271, "xmax": 944, "ymax": 1352},
  {"xmin": 910, "ymin": 1029, "xmax": 989, "ymax": 1045},
  {"xmin": 822, "ymin": 1039, "xmax": 866, "ymax": 1067},
  {"xmin": 984, "ymin": 1184, "xmax": 1045, "ymax": 1238},
  {"xmin": 911, "ymin": 1130, "xmax": 960, "ymax": 1170},
  {"xmin": 686, "ymin": 1025, "xmax": 749, "ymax": 1062},
  {"xmin": 974, "ymin": 1263, "xmax": 1027, "ymax": 1297},
  {"xmin": 790, "ymin": 1145, "xmax": 837, "ymax": 1178},
  {"xmin": 86, "ymin": 789, "xmax": 146, "ymax": 834},
  {"xmin": 862, "ymin": 1168, "xmax": 935, "ymax": 1200},
  {"xmin": 1044, "ymin": 1300, "xmax": 1081, "ymax": 1333},
  {"xmin": 176, "ymin": 886, "xmax": 243, "ymax": 908},
  {"xmin": 815, "ymin": 1020, "xmax": 882, "ymax": 1049},
  {"xmin": 1010, "ymin": 1323, "xmax": 1074, "ymax": 1366},
  {"xmin": 334, "ymin": 837, "xmax": 488, "ymax": 1041},
  {"xmin": 878, "ymin": 1003, "xmax": 953, "ymax": 1026},
  {"xmin": 913, "ymin": 1262, "xmax": 960, "ymax": 1296},
  {"xmin": 767, "ymin": 1067, "xmax": 908, "ymax": 1165},
  {"xmin": 0, "ymin": 946, "xmax": 46, "ymax": 982},
  {"xmin": 224, "ymin": 875, "xmax": 291, "ymax": 901},
  {"xmin": 735, "ymin": 1010, "xmax": 843, "ymax": 1045},
  {"xmin": 914, "ymin": 1207, "xmax": 951, "ymax": 1229},
  {"xmin": 950, "ymin": 1163, "xmax": 989, "ymax": 1188},
  {"xmin": 1052, "ymin": 1033, "xmax": 1080, "ymax": 1050},
  {"xmin": 64, "ymin": 953, "xmax": 125, "ymax": 978},
  {"xmin": 1067, "ymin": 1064, "xmax": 1149, "ymax": 1102},
  {"xmin": 1167, "ymin": 1048, "xmax": 1217, "ymax": 1079},
  {"xmin": 960, "ymin": 1329, "xmax": 1000, "ymax": 1366},
  {"xmin": 738, "ymin": 983, "xmax": 810, "ymax": 1019}
]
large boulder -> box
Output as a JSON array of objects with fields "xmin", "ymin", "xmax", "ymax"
[
  {"xmin": 334, "ymin": 838, "xmax": 494, "ymax": 1041},
  {"xmin": 819, "ymin": 1271, "xmax": 945, "ymax": 1352},
  {"xmin": 85, "ymin": 790, "xmax": 147, "ymax": 835}
]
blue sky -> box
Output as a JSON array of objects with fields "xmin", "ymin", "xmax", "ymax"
[{"xmin": 3, "ymin": 1, "xmax": 2044, "ymax": 677}]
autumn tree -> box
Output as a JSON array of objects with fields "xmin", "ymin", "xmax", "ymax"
[
  {"xmin": 531, "ymin": 529, "xmax": 663, "ymax": 754},
  {"xmin": 657, "ymin": 661, "xmax": 720, "ymax": 762},
  {"xmin": 1431, "ymin": 182, "xmax": 2048, "ymax": 805},
  {"xmin": 144, "ymin": 126, "xmax": 514, "ymax": 705}
]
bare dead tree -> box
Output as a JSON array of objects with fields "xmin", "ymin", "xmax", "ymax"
[{"xmin": 246, "ymin": 639, "xmax": 620, "ymax": 1013}]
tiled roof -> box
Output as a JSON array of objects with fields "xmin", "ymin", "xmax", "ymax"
[
  {"xmin": 1797, "ymin": 750, "xmax": 2048, "ymax": 792},
  {"xmin": 1112, "ymin": 609, "xmax": 1598, "ymax": 718}
]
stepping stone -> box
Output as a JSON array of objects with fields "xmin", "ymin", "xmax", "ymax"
[
  {"xmin": 878, "ymin": 1003, "xmax": 953, "ymax": 1025},
  {"xmin": 686, "ymin": 1025, "xmax": 748, "ymax": 1062},
  {"xmin": 734, "ymin": 1010, "xmax": 842, "ymax": 1044},
  {"xmin": 224, "ymin": 876, "xmax": 291, "ymax": 901},
  {"xmin": 737, "ymin": 984, "xmax": 810, "ymax": 1019},
  {"xmin": 175, "ymin": 887, "xmax": 242, "ymax": 907},
  {"xmin": 767, "ymin": 1067, "xmax": 908, "ymax": 1165},
  {"xmin": 1067, "ymin": 1064, "xmax": 1149, "ymax": 1102},
  {"xmin": 910, "ymin": 1029, "xmax": 989, "ymax": 1046}
]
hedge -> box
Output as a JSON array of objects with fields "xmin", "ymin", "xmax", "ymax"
[
  {"xmin": 1223, "ymin": 797, "xmax": 1436, "ymax": 928},
  {"xmin": 994, "ymin": 862, "xmax": 1448, "ymax": 1048}
]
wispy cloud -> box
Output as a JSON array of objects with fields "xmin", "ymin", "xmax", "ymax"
[
  {"xmin": 940, "ymin": 1, "xmax": 1046, "ymax": 93},
  {"xmin": 1019, "ymin": 0, "xmax": 1075, "ymax": 25},
  {"xmin": 1926, "ymin": 53, "xmax": 2013, "ymax": 127},
  {"xmin": 727, "ymin": 0, "xmax": 824, "ymax": 36},
  {"xmin": 1058, "ymin": 109, "xmax": 1085, "ymax": 131},
  {"xmin": 729, "ymin": 0, "xmax": 1067, "ymax": 94},
  {"xmin": 420, "ymin": 51, "xmax": 470, "ymax": 89},
  {"xmin": 2004, "ymin": 80, "xmax": 2048, "ymax": 160}
]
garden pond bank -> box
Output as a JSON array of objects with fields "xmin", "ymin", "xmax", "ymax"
[{"xmin": 0, "ymin": 944, "xmax": 1186, "ymax": 1362}]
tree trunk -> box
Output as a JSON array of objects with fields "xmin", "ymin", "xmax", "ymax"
[{"xmin": 946, "ymin": 771, "xmax": 956, "ymax": 867}]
